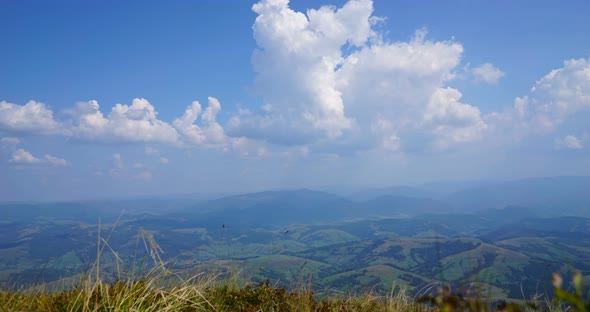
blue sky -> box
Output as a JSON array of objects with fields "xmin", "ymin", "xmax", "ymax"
[{"xmin": 1, "ymin": 0, "xmax": 589, "ymax": 201}]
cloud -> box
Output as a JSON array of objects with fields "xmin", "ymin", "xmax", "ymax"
[
  {"xmin": 337, "ymin": 29, "xmax": 467, "ymax": 151},
  {"xmin": 173, "ymin": 97, "xmax": 227, "ymax": 146},
  {"xmin": 10, "ymin": 148, "xmax": 41, "ymax": 164},
  {"xmin": 66, "ymin": 97, "xmax": 231, "ymax": 147},
  {"xmin": 472, "ymin": 63, "xmax": 505, "ymax": 84},
  {"xmin": 0, "ymin": 100, "xmax": 63, "ymax": 135},
  {"xmin": 424, "ymin": 87, "xmax": 487, "ymax": 148},
  {"xmin": 555, "ymin": 135, "xmax": 583, "ymax": 150},
  {"xmin": 228, "ymin": 0, "xmax": 374, "ymax": 144},
  {"xmin": 529, "ymin": 58, "xmax": 590, "ymax": 126},
  {"xmin": 9, "ymin": 148, "xmax": 67, "ymax": 166},
  {"xmin": 1, "ymin": 2, "xmax": 586, "ymax": 161},
  {"xmin": 488, "ymin": 58, "xmax": 590, "ymax": 137},
  {"xmin": 69, "ymin": 99, "xmax": 179, "ymax": 145},
  {"xmin": 229, "ymin": 0, "xmax": 482, "ymax": 153},
  {"xmin": 44, "ymin": 154, "xmax": 68, "ymax": 166},
  {"xmin": 145, "ymin": 147, "xmax": 170, "ymax": 164}
]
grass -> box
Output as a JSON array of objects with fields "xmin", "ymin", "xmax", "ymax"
[
  {"xmin": 0, "ymin": 269, "xmax": 422, "ymax": 311},
  {"xmin": 2, "ymin": 260, "xmax": 587, "ymax": 312},
  {"xmin": 2, "ymin": 272, "xmax": 588, "ymax": 312}
]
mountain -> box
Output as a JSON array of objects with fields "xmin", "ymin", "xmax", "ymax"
[
  {"xmin": 359, "ymin": 195, "xmax": 452, "ymax": 217},
  {"xmin": 177, "ymin": 190, "xmax": 458, "ymax": 228},
  {"xmin": 179, "ymin": 189, "xmax": 357, "ymax": 227},
  {"xmin": 347, "ymin": 186, "xmax": 435, "ymax": 202},
  {"xmin": 445, "ymin": 176, "xmax": 590, "ymax": 215}
]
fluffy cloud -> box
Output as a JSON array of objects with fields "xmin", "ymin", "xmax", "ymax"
[
  {"xmin": 0, "ymin": 100, "xmax": 63, "ymax": 134},
  {"xmin": 228, "ymin": 0, "xmax": 374, "ymax": 143},
  {"xmin": 68, "ymin": 97, "xmax": 230, "ymax": 147},
  {"xmin": 69, "ymin": 99, "xmax": 179, "ymax": 145},
  {"xmin": 229, "ymin": 0, "xmax": 485, "ymax": 153},
  {"xmin": 529, "ymin": 58, "xmax": 590, "ymax": 127},
  {"xmin": 173, "ymin": 97, "xmax": 226, "ymax": 146},
  {"xmin": 9, "ymin": 148, "xmax": 67, "ymax": 166},
  {"xmin": 555, "ymin": 135, "xmax": 583, "ymax": 150},
  {"xmin": 489, "ymin": 58, "xmax": 590, "ymax": 138},
  {"xmin": 0, "ymin": 97, "xmax": 236, "ymax": 151},
  {"xmin": 10, "ymin": 148, "xmax": 41, "ymax": 164},
  {"xmin": 337, "ymin": 29, "xmax": 467, "ymax": 150},
  {"xmin": 472, "ymin": 63, "xmax": 505, "ymax": 84},
  {"xmin": 424, "ymin": 87, "xmax": 487, "ymax": 148}
]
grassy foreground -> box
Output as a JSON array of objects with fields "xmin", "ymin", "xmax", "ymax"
[
  {"xmin": 1, "ymin": 272, "xmax": 589, "ymax": 312},
  {"xmin": 0, "ymin": 278, "xmax": 419, "ymax": 312}
]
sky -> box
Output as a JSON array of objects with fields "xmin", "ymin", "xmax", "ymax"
[{"xmin": 1, "ymin": 0, "xmax": 590, "ymax": 201}]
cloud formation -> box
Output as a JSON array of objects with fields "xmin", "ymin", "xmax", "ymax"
[
  {"xmin": 528, "ymin": 58, "xmax": 590, "ymax": 130},
  {"xmin": 228, "ymin": 0, "xmax": 374, "ymax": 144},
  {"xmin": 10, "ymin": 148, "xmax": 41, "ymax": 164},
  {"xmin": 488, "ymin": 58, "xmax": 590, "ymax": 139},
  {"xmin": 425, "ymin": 87, "xmax": 487, "ymax": 148},
  {"xmin": 472, "ymin": 63, "xmax": 505, "ymax": 84},
  {"xmin": 69, "ymin": 99, "xmax": 179, "ymax": 145},
  {"xmin": 9, "ymin": 148, "xmax": 67, "ymax": 166},
  {"xmin": 228, "ymin": 0, "xmax": 486, "ymax": 152},
  {"xmin": 0, "ymin": 100, "xmax": 63, "ymax": 134},
  {"xmin": 1, "ymin": 1, "xmax": 588, "ymax": 159},
  {"xmin": 2, "ymin": 97, "xmax": 232, "ymax": 149},
  {"xmin": 555, "ymin": 135, "xmax": 583, "ymax": 150},
  {"xmin": 173, "ymin": 97, "xmax": 226, "ymax": 146}
]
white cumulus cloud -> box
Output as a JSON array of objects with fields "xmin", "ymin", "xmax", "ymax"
[
  {"xmin": 424, "ymin": 87, "xmax": 487, "ymax": 148},
  {"xmin": 173, "ymin": 97, "xmax": 227, "ymax": 147},
  {"xmin": 488, "ymin": 58, "xmax": 590, "ymax": 139},
  {"xmin": 230, "ymin": 0, "xmax": 483, "ymax": 153},
  {"xmin": 529, "ymin": 58, "xmax": 590, "ymax": 127},
  {"xmin": 472, "ymin": 63, "xmax": 505, "ymax": 84},
  {"xmin": 69, "ymin": 99, "xmax": 179, "ymax": 145},
  {"xmin": 0, "ymin": 100, "xmax": 63, "ymax": 134},
  {"xmin": 228, "ymin": 0, "xmax": 374, "ymax": 144}
]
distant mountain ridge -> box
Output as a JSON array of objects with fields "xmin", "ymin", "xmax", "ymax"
[{"xmin": 444, "ymin": 176, "xmax": 590, "ymax": 215}]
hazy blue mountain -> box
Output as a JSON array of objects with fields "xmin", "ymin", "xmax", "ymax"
[
  {"xmin": 0, "ymin": 198, "xmax": 197, "ymax": 223},
  {"xmin": 178, "ymin": 190, "xmax": 459, "ymax": 227},
  {"xmin": 419, "ymin": 179, "xmax": 498, "ymax": 197},
  {"xmin": 347, "ymin": 186, "xmax": 435, "ymax": 202},
  {"xmin": 445, "ymin": 176, "xmax": 590, "ymax": 215},
  {"xmin": 358, "ymin": 195, "xmax": 452, "ymax": 217},
  {"xmin": 180, "ymin": 189, "xmax": 357, "ymax": 227}
]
